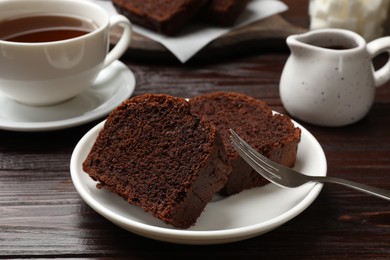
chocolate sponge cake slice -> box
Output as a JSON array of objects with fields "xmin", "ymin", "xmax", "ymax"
[
  {"xmin": 189, "ymin": 92, "xmax": 301, "ymax": 195},
  {"xmin": 201, "ymin": 0, "xmax": 250, "ymax": 26},
  {"xmin": 83, "ymin": 94, "xmax": 231, "ymax": 229},
  {"xmin": 112, "ymin": 0, "xmax": 208, "ymax": 35}
]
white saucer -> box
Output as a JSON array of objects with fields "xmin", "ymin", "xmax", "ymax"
[
  {"xmin": 0, "ymin": 61, "xmax": 135, "ymax": 132},
  {"xmin": 70, "ymin": 118, "xmax": 327, "ymax": 245}
]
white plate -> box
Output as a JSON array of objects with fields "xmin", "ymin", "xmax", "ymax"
[
  {"xmin": 0, "ymin": 61, "xmax": 135, "ymax": 132},
  {"xmin": 70, "ymin": 119, "xmax": 327, "ymax": 245}
]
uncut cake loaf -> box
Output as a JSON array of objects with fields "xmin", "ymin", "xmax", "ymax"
[
  {"xmin": 112, "ymin": 0, "xmax": 208, "ymax": 35},
  {"xmin": 83, "ymin": 94, "xmax": 231, "ymax": 229},
  {"xmin": 189, "ymin": 92, "xmax": 301, "ymax": 195}
]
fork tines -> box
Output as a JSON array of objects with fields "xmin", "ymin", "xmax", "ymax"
[{"xmin": 229, "ymin": 129, "xmax": 282, "ymax": 182}]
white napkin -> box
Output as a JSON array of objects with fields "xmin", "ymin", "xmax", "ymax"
[{"xmin": 94, "ymin": 0, "xmax": 288, "ymax": 63}]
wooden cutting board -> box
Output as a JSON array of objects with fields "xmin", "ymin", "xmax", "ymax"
[{"xmin": 112, "ymin": 14, "xmax": 307, "ymax": 61}]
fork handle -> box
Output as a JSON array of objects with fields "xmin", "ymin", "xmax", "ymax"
[{"xmin": 309, "ymin": 176, "xmax": 390, "ymax": 201}]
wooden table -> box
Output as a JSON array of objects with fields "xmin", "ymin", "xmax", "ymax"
[{"xmin": 1, "ymin": 0, "xmax": 389, "ymax": 258}]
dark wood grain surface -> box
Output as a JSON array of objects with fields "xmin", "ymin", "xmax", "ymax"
[{"xmin": 1, "ymin": 0, "xmax": 389, "ymax": 258}]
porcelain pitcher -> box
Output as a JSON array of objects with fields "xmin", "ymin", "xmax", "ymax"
[{"xmin": 279, "ymin": 28, "xmax": 390, "ymax": 126}]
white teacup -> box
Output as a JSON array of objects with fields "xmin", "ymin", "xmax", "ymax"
[{"xmin": 0, "ymin": 0, "xmax": 132, "ymax": 106}]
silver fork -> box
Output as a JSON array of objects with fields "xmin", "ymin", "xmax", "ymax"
[{"xmin": 229, "ymin": 129, "xmax": 390, "ymax": 201}]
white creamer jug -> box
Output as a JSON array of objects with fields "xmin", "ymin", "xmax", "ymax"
[{"xmin": 279, "ymin": 28, "xmax": 390, "ymax": 126}]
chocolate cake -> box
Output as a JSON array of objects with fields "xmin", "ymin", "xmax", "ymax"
[
  {"xmin": 83, "ymin": 94, "xmax": 231, "ymax": 228},
  {"xmin": 112, "ymin": 0, "xmax": 208, "ymax": 35},
  {"xmin": 189, "ymin": 92, "xmax": 301, "ymax": 195},
  {"xmin": 201, "ymin": 0, "xmax": 250, "ymax": 26}
]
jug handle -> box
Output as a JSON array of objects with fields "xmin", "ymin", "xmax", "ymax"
[{"xmin": 367, "ymin": 37, "xmax": 390, "ymax": 87}]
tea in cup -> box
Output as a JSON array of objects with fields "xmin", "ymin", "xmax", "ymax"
[{"xmin": 0, "ymin": 0, "xmax": 132, "ymax": 106}]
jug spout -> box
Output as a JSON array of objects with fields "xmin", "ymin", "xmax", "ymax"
[
  {"xmin": 286, "ymin": 34, "xmax": 310, "ymax": 56},
  {"xmin": 285, "ymin": 32, "xmax": 326, "ymax": 59},
  {"xmin": 286, "ymin": 29, "xmax": 366, "ymax": 55}
]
